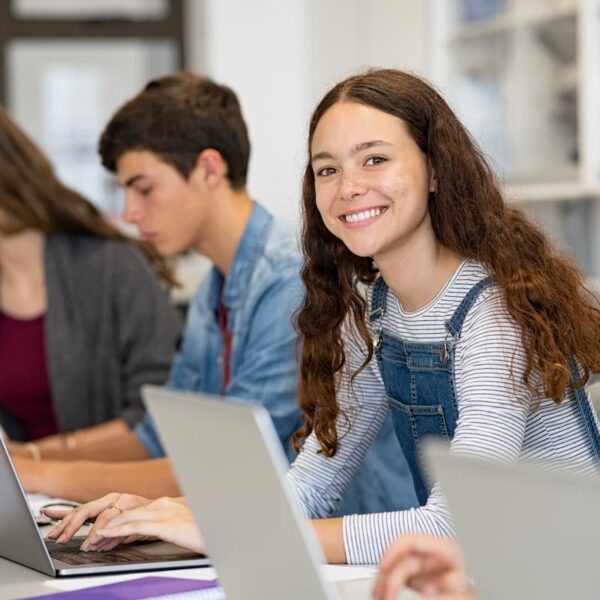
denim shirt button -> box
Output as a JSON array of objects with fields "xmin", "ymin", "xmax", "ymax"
[{"xmin": 216, "ymin": 356, "xmax": 223, "ymax": 365}]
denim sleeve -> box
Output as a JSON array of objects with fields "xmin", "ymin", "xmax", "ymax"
[
  {"xmin": 226, "ymin": 262, "xmax": 303, "ymax": 459},
  {"xmin": 133, "ymin": 261, "xmax": 302, "ymax": 459},
  {"xmin": 133, "ymin": 411, "xmax": 166, "ymax": 458}
]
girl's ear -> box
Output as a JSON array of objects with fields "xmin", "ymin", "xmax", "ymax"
[{"xmin": 429, "ymin": 167, "xmax": 438, "ymax": 194}]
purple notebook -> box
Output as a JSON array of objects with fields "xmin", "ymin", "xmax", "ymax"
[{"xmin": 24, "ymin": 576, "xmax": 221, "ymax": 599}]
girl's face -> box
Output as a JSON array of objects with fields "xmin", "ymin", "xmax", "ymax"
[{"xmin": 311, "ymin": 101, "xmax": 437, "ymax": 263}]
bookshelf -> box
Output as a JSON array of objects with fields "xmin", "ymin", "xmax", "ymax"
[{"xmin": 430, "ymin": 0, "xmax": 600, "ymax": 274}]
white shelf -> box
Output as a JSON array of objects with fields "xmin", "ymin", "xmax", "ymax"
[
  {"xmin": 431, "ymin": 0, "xmax": 600, "ymax": 275},
  {"xmin": 518, "ymin": 1, "xmax": 578, "ymax": 26},
  {"xmin": 450, "ymin": 15, "xmax": 512, "ymax": 42},
  {"xmin": 504, "ymin": 181, "xmax": 600, "ymax": 203},
  {"xmin": 450, "ymin": 3, "xmax": 577, "ymax": 43},
  {"xmin": 523, "ymin": 4, "xmax": 577, "ymax": 27}
]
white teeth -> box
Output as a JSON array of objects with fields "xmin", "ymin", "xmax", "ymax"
[{"xmin": 345, "ymin": 208, "xmax": 383, "ymax": 223}]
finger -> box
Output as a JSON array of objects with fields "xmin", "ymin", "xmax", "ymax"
[
  {"xmin": 97, "ymin": 538, "xmax": 124, "ymax": 552},
  {"xmin": 97, "ymin": 520, "xmax": 163, "ymax": 540},
  {"xmin": 83, "ymin": 503, "xmax": 132, "ymax": 547},
  {"xmin": 381, "ymin": 535, "xmax": 461, "ymax": 580},
  {"xmin": 56, "ymin": 501, "xmax": 112, "ymax": 543},
  {"xmin": 50, "ymin": 494, "xmax": 118, "ymax": 543},
  {"xmin": 46, "ymin": 508, "xmax": 79, "ymax": 540},
  {"xmin": 373, "ymin": 557, "xmax": 423, "ymax": 600},
  {"xmin": 79, "ymin": 493, "xmax": 145, "ymax": 547},
  {"xmin": 83, "ymin": 503, "xmax": 156, "ymax": 549},
  {"xmin": 378, "ymin": 535, "xmax": 423, "ymax": 572},
  {"xmin": 93, "ymin": 532, "xmax": 151, "ymax": 552},
  {"xmin": 43, "ymin": 509, "xmax": 74, "ymax": 538},
  {"xmin": 87, "ymin": 536, "xmax": 128, "ymax": 553},
  {"xmin": 43, "ymin": 508, "xmax": 72, "ymax": 522},
  {"xmin": 100, "ymin": 506, "xmax": 162, "ymax": 531},
  {"xmin": 84, "ymin": 507, "xmax": 158, "ymax": 547}
]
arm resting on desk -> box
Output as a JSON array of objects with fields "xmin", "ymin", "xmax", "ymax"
[
  {"xmin": 7, "ymin": 419, "xmax": 150, "ymax": 461},
  {"xmin": 11, "ymin": 456, "xmax": 180, "ymax": 503}
]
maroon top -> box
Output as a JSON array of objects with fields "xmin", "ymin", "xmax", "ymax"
[
  {"xmin": 0, "ymin": 312, "xmax": 58, "ymax": 440},
  {"xmin": 218, "ymin": 296, "xmax": 233, "ymax": 395}
]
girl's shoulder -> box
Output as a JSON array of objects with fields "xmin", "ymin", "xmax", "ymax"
[{"xmin": 459, "ymin": 278, "xmax": 521, "ymax": 349}]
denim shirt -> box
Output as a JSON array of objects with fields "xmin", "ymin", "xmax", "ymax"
[
  {"xmin": 135, "ymin": 202, "xmax": 303, "ymax": 460},
  {"xmin": 136, "ymin": 202, "xmax": 417, "ymax": 515}
]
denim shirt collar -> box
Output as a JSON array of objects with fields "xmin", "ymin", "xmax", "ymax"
[{"xmin": 206, "ymin": 202, "xmax": 273, "ymax": 310}]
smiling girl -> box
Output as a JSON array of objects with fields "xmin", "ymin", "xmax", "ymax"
[{"xmin": 285, "ymin": 68, "xmax": 600, "ymax": 564}]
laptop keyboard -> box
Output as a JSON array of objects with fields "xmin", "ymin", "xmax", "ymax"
[{"xmin": 45, "ymin": 537, "xmax": 197, "ymax": 566}]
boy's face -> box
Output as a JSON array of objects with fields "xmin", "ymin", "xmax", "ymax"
[{"xmin": 116, "ymin": 150, "xmax": 207, "ymax": 257}]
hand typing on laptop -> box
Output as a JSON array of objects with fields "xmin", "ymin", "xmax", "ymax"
[{"xmin": 44, "ymin": 493, "xmax": 205, "ymax": 555}]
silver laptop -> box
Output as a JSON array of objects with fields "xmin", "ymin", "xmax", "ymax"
[
  {"xmin": 0, "ymin": 437, "xmax": 209, "ymax": 576},
  {"xmin": 143, "ymin": 385, "xmax": 373, "ymax": 600},
  {"xmin": 425, "ymin": 441, "xmax": 600, "ymax": 600}
]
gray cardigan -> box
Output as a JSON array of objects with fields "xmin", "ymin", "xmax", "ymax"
[{"xmin": 44, "ymin": 233, "xmax": 182, "ymax": 432}]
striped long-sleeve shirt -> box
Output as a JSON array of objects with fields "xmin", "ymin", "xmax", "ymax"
[{"xmin": 286, "ymin": 260, "xmax": 600, "ymax": 564}]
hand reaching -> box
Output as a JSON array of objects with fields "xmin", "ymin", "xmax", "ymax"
[{"xmin": 372, "ymin": 534, "xmax": 474, "ymax": 599}]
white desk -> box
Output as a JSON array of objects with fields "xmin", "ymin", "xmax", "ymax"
[
  {"xmin": 0, "ymin": 515, "xmax": 415, "ymax": 600},
  {"xmin": 0, "ymin": 555, "xmax": 54, "ymax": 599},
  {"xmin": 0, "ymin": 554, "xmax": 421, "ymax": 599}
]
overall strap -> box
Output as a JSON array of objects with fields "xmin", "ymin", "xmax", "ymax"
[
  {"xmin": 569, "ymin": 357, "xmax": 600, "ymax": 459},
  {"xmin": 369, "ymin": 277, "xmax": 388, "ymax": 324},
  {"xmin": 369, "ymin": 277, "xmax": 388, "ymax": 349},
  {"xmin": 445, "ymin": 277, "xmax": 495, "ymax": 338}
]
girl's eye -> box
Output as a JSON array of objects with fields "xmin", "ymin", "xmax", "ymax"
[
  {"xmin": 138, "ymin": 187, "xmax": 153, "ymax": 197},
  {"xmin": 316, "ymin": 166, "xmax": 337, "ymax": 177},
  {"xmin": 365, "ymin": 156, "xmax": 386, "ymax": 166}
]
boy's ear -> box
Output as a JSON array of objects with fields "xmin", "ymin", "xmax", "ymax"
[{"xmin": 193, "ymin": 148, "xmax": 228, "ymax": 188}]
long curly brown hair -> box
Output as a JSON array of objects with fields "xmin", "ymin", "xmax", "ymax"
[
  {"xmin": 293, "ymin": 69, "xmax": 600, "ymax": 457},
  {"xmin": 0, "ymin": 107, "xmax": 176, "ymax": 287}
]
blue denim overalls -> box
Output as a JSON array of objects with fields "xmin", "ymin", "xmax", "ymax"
[{"xmin": 370, "ymin": 275, "xmax": 600, "ymax": 506}]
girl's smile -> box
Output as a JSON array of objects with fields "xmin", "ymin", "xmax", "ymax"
[{"xmin": 339, "ymin": 205, "xmax": 388, "ymax": 227}]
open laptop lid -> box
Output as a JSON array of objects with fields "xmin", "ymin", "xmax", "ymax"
[
  {"xmin": 425, "ymin": 440, "xmax": 600, "ymax": 600},
  {"xmin": 0, "ymin": 436, "xmax": 209, "ymax": 577},
  {"xmin": 143, "ymin": 385, "xmax": 338, "ymax": 600},
  {"xmin": 0, "ymin": 436, "xmax": 56, "ymax": 576}
]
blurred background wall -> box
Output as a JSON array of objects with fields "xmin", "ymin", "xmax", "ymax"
[{"xmin": 2, "ymin": 0, "xmax": 598, "ymax": 298}]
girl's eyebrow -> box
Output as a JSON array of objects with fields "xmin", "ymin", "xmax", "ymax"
[{"xmin": 311, "ymin": 140, "xmax": 391, "ymax": 164}]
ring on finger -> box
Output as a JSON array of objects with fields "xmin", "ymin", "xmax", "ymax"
[{"xmin": 107, "ymin": 503, "xmax": 124, "ymax": 514}]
